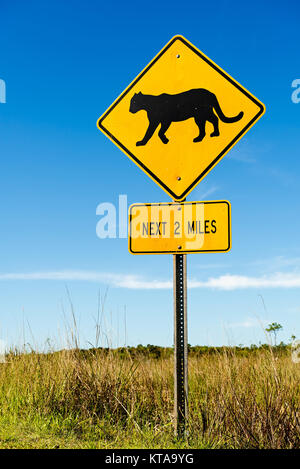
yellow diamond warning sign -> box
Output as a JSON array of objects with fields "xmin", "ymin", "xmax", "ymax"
[
  {"xmin": 97, "ymin": 35, "xmax": 265, "ymax": 200},
  {"xmin": 129, "ymin": 200, "xmax": 231, "ymax": 255}
]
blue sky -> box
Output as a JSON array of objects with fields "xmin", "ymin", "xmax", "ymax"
[{"xmin": 0, "ymin": 0, "xmax": 300, "ymax": 349}]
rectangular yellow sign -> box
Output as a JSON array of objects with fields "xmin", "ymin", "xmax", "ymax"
[{"xmin": 128, "ymin": 200, "xmax": 231, "ymax": 254}]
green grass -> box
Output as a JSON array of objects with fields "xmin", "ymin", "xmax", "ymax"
[{"xmin": 0, "ymin": 347, "xmax": 299, "ymax": 449}]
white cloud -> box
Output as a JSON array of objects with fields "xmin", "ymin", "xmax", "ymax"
[
  {"xmin": 0, "ymin": 270, "xmax": 107, "ymax": 281},
  {"xmin": 250, "ymin": 256, "xmax": 300, "ymax": 270},
  {"xmin": 228, "ymin": 140, "xmax": 256, "ymax": 163},
  {"xmin": 0, "ymin": 270, "xmax": 172, "ymax": 289},
  {"xmin": 188, "ymin": 272, "xmax": 300, "ymax": 290},
  {"xmin": 194, "ymin": 263, "xmax": 229, "ymax": 270},
  {"xmin": 226, "ymin": 317, "xmax": 269, "ymax": 329},
  {"xmin": 0, "ymin": 270, "xmax": 300, "ymax": 291},
  {"xmin": 229, "ymin": 153, "xmax": 256, "ymax": 163},
  {"xmin": 198, "ymin": 185, "xmax": 219, "ymax": 199}
]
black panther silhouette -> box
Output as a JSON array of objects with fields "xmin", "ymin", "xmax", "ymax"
[{"xmin": 129, "ymin": 89, "xmax": 244, "ymax": 146}]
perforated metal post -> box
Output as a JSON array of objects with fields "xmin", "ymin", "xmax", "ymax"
[{"xmin": 173, "ymin": 253, "xmax": 188, "ymax": 437}]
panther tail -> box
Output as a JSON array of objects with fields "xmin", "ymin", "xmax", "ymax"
[{"xmin": 213, "ymin": 95, "xmax": 243, "ymax": 123}]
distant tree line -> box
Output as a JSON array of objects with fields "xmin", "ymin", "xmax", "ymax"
[{"xmin": 76, "ymin": 341, "xmax": 292, "ymax": 360}]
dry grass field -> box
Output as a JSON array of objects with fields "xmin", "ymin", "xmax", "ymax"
[{"xmin": 0, "ymin": 345, "xmax": 299, "ymax": 449}]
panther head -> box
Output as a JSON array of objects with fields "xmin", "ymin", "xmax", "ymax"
[{"xmin": 129, "ymin": 92, "xmax": 144, "ymax": 113}]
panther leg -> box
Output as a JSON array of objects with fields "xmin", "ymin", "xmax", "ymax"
[
  {"xmin": 193, "ymin": 118, "xmax": 206, "ymax": 142},
  {"xmin": 208, "ymin": 113, "xmax": 220, "ymax": 137},
  {"xmin": 136, "ymin": 120, "xmax": 159, "ymax": 146},
  {"xmin": 158, "ymin": 121, "xmax": 171, "ymax": 144}
]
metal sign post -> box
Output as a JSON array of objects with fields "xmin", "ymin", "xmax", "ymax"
[{"xmin": 173, "ymin": 253, "xmax": 188, "ymax": 437}]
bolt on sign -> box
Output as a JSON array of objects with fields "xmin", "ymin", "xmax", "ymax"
[
  {"xmin": 129, "ymin": 200, "xmax": 231, "ymax": 254},
  {"xmin": 97, "ymin": 35, "xmax": 265, "ymax": 201}
]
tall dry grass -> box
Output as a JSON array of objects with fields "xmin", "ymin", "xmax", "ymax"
[{"xmin": 0, "ymin": 345, "xmax": 299, "ymax": 448}]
